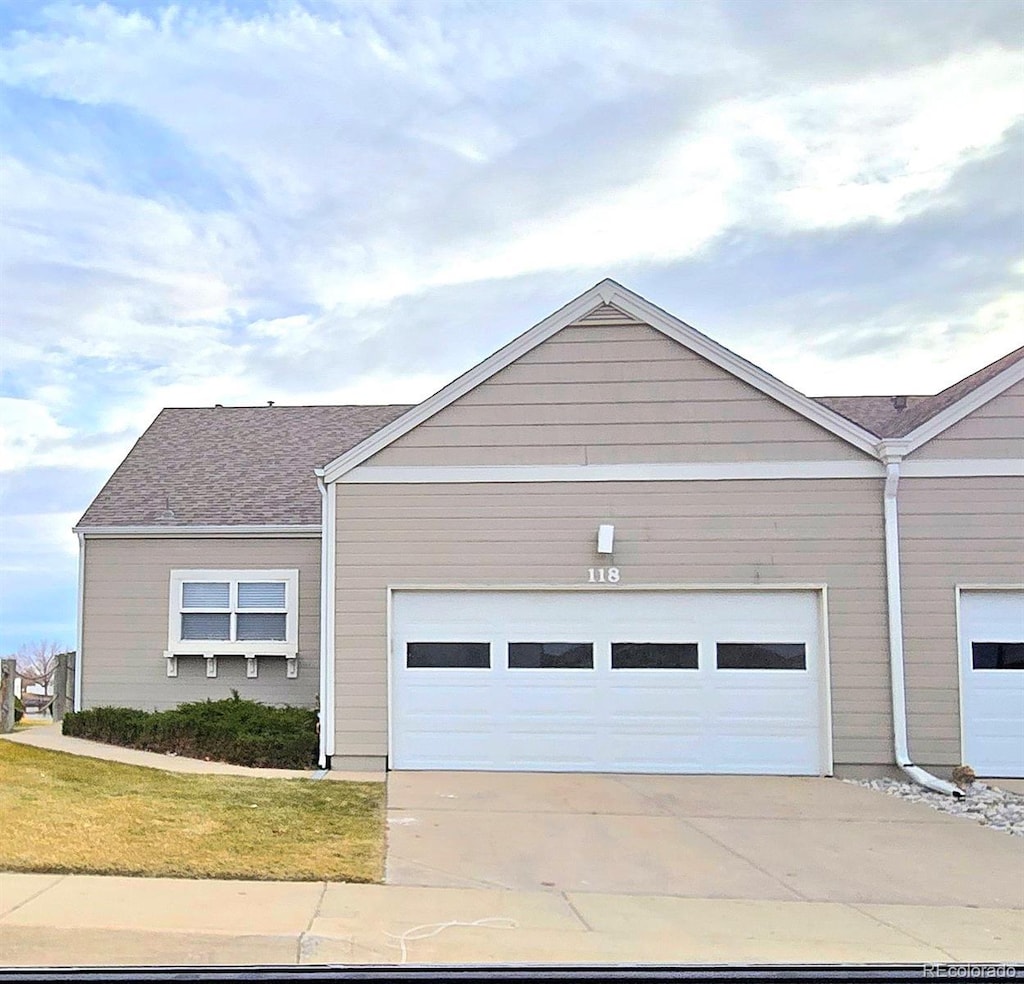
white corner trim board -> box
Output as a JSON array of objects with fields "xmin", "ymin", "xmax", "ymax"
[
  {"xmin": 321, "ymin": 279, "xmax": 881, "ymax": 483},
  {"xmin": 316, "ymin": 478, "xmax": 338, "ymax": 767},
  {"xmin": 340, "ymin": 460, "xmax": 887, "ymax": 484},
  {"xmin": 317, "ymin": 477, "xmax": 330, "ymax": 767},
  {"xmin": 74, "ymin": 532, "xmax": 85, "ymax": 712}
]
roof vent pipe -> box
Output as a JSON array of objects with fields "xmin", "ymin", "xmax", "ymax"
[
  {"xmin": 892, "ymin": 395, "xmax": 907, "ymax": 411},
  {"xmin": 883, "ymin": 458, "xmax": 962, "ymax": 798}
]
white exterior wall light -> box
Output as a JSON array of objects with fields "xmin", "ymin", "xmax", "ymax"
[{"xmin": 597, "ymin": 524, "xmax": 615, "ymax": 554}]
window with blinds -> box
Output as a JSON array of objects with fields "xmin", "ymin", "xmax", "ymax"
[{"xmin": 169, "ymin": 570, "xmax": 297, "ymax": 652}]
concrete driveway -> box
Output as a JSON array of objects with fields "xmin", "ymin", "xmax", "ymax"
[{"xmin": 386, "ymin": 772, "xmax": 1024, "ymax": 908}]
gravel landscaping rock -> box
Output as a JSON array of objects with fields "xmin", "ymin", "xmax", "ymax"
[{"xmin": 845, "ymin": 777, "xmax": 1024, "ymax": 835}]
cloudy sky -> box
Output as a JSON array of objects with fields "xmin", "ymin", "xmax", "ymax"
[{"xmin": 1, "ymin": 0, "xmax": 1022, "ymax": 654}]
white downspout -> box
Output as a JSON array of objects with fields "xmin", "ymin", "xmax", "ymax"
[
  {"xmin": 315, "ymin": 471, "xmax": 335, "ymax": 769},
  {"xmin": 883, "ymin": 457, "xmax": 961, "ymax": 797}
]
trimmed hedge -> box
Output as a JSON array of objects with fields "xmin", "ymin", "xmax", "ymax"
[{"xmin": 62, "ymin": 692, "xmax": 318, "ymax": 769}]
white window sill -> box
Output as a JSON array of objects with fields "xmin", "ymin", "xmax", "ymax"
[{"xmin": 164, "ymin": 644, "xmax": 297, "ymax": 658}]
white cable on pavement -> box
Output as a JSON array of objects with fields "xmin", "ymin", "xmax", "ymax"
[{"xmin": 384, "ymin": 916, "xmax": 519, "ymax": 964}]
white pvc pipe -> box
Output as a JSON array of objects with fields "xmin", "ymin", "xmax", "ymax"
[{"xmin": 883, "ymin": 460, "xmax": 962, "ymax": 797}]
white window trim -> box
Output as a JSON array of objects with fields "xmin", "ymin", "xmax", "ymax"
[{"xmin": 167, "ymin": 569, "xmax": 299, "ymax": 657}]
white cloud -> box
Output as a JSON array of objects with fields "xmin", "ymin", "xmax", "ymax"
[
  {"xmin": 0, "ymin": 512, "xmax": 80, "ymax": 564},
  {"xmin": 763, "ymin": 48, "xmax": 1024, "ymax": 228},
  {"xmin": 0, "ymin": 398, "xmax": 73, "ymax": 472},
  {"xmin": 743, "ymin": 286, "xmax": 1024, "ymax": 396},
  {"xmin": 1, "ymin": 156, "xmax": 254, "ymax": 368},
  {"xmin": 3, "ymin": 3, "xmax": 1016, "ymax": 318}
]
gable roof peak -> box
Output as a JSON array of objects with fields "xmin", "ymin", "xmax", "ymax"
[{"xmin": 320, "ymin": 280, "xmax": 883, "ymax": 482}]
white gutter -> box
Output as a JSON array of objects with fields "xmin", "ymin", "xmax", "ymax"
[
  {"xmin": 315, "ymin": 470, "xmax": 336, "ymax": 769},
  {"xmin": 74, "ymin": 531, "xmax": 85, "ymax": 712},
  {"xmin": 882, "ymin": 456, "xmax": 962, "ymax": 797},
  {"xmin": 75, "ymin": 524, "xmax": 321, "ymax": 537}
]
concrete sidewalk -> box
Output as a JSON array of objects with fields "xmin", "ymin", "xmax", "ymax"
[
  {"xmin": 0, "ymin": 723, "xmax": 383, "ymax": 782},
  {"xmin": 2, "ymin": 871, "xmax": 1022, "ymax": 966}
]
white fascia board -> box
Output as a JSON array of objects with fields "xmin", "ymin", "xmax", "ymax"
[
  {"xmin": 340, "ymin": 460, "xmax": 886, "ymax": 484},
  {"xmin": 901, "ymin": 358, "xmax": 1024, "ymax": 454},
  {"xmin": 322, "ymin": 279, "xmax": 881, "ymax": 483},
  {"xmin": 76, "ymin": 524, "xmax": 322, "ymax": 538}
]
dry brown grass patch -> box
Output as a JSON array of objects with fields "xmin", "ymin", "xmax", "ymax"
[{"xmin": 0, "ymin": 742, "xmax": 385, "ymax": 881}]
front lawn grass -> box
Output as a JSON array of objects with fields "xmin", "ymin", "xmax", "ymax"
[{"xmin": 0, "ymin": 742, "xmax": 385, "ymax": 882}]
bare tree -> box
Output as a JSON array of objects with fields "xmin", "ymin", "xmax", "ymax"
[{"xmin": 13, "ymin": 641, "xmax": 69, "ymax": 696}]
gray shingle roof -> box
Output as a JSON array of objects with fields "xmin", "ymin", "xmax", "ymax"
[
  {"xmin": 814, "ymin": 344, "xmax": 1024, "ymax": 438},
  {"xmin": 79, "ymin": 343, "xmax": 1024, "ymax": 529},
  {"xmin": 811, "ymin": 395, "xmax": 931, "ymax": 438},
  {"xmin": 77, "ymin": 405, "xmax": 412, "ymax": 527}
]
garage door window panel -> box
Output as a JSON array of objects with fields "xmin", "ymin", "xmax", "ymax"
[
  {"xmin": 972, "ymin": 642, "xmax": 1024, "ymax": 670},
  {"xmin": 717, "ymin": 643, "xmax": 807, "ymax": 671},
  {"xmin": 611, "ymin": 643, "xmax": 699, "ymax": 669},
  {"xmin": 508, "ymin": 642, "xmax": 594, "ymax": 669},
  {"xmin": 406, "ymin": 642, "xmax": 491, "ymax": 669}
]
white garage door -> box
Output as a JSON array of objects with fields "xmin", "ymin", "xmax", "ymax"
[
  {"xmin": 960, "ymin": 589, "xmax": 1024, "ymax": 778},
  {"xmin": 390, "ymin": 590, "xmax": 827, "ymax": 774}
]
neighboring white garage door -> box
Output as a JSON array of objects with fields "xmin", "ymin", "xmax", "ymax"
[
  {"xmin": 390, "ymin": 590, "xmax": 827, "ymax": 774},
  {"xmin": 959, "ymin": 589, "xmax": 1024, "ymax": 778}
]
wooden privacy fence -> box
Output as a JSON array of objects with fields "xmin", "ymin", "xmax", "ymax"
[
  {"xmin": 0, "ymin": 659, "xmax": 14, "ymax": 732},
  {"xmin": 1, "ymin": 652, "xmax": 76, "ymax": 730},
  {"xmin": 51, "ymin": 651, "xmax": 76, "ymax": 722}
]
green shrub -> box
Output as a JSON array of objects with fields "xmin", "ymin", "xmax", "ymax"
[
  {"xmin": 14, "ymin": 696, "xmax": 24, "ymax": 723},
  {"xmin": 63, "ymin": 706, "xmax": 150, "ymax": 744},
  {"xmin": 62, "ymin": 693, "xmax": 318, "ymax": 769}
]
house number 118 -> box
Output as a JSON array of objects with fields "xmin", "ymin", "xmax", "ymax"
[{"xmin": 587, "ymin": 567, "xmax": 620, "ymax": 584}]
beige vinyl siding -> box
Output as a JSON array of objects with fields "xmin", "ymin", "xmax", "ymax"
[
  {"xmin": 898, "ymin": 476, "xmax": 1024, "ymax": 766},
  {"xmin": 911, "ymin": 379, "xmax": 1024, "ymax": 460},
  {"xmin": 81, "ymin": 537, "xmax": 320, "ymax": 711},
  {"xmin": 333, "ymin": 479, "xmax": 891, "ymax": 767},
  {"xmin": 364, "ymin": 315, "xmax": 872, "ymax": 468}
]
